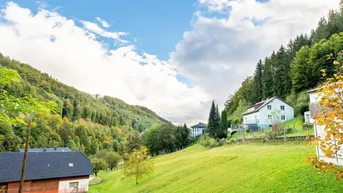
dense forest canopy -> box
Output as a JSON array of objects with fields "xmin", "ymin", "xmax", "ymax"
[
  {"xmin": 0, "ymin": 54, "xmax": 167, "ymax": 155},
  {"xmin": 225, "ymin": 6, "xmax": 343, "ymax": 124}
]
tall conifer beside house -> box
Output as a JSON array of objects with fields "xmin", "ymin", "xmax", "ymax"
[
  {"xmin": 206, "ymin": 100, "xmax": 216, "ymax": 137},
  {"xmin": 262, "ymin": 57, "xmax": 273, "ymax": 99},
  {"xmin": 252, "ymin": 60, "xmax": 263, "ymax": 103},
  {"xmin": 206, "ymin": 101, "xmax": 221, "ymax": 138},
  {"xmin": 220, "ymin": 110, "xmax": 228, "ymax": 138}
]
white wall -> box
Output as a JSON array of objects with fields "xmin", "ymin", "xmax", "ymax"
[
  {"xmin": 191, "ymin": 127, "xmax": 204, "ymax": 137},
  {"xmin": 259, "ymin": 98, "xmax": 294, "ymax": 125},
  {"xmin": 243, "ymin": 112, "xmax": 259, "ymax": 124},
  {"xmin": 58, "ymin": 178, "xmax": 90, "ymax": 193},
  {"xmin": 243, "ymin": 98, "xmax": 294, "ymax": 125},
  {"xmin": 310, "ymin": 92, "xmax": 343, "ymax": 166}
]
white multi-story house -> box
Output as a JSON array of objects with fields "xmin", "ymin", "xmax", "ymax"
[
  {"xmin": 242, "ymin": 97, "xmax": 294, "ymax": 129},
  {"xmin": 190, "ymin": 122, "xmax": 207, "ymax": 137},
  {"xmin": 308, "ymin": 88, "xmax": 343, "ymax": 166}
]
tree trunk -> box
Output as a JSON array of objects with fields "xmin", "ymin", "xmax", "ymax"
[{"xmin": 19, "ymin": 118, "xmax": 32, "ymax": 193}]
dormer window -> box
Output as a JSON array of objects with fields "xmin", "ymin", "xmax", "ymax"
[
  {"xmin": 267, "ymin": 105, "xmax": 272, "ymax": 110},
  {"xmin": 280, "ymin": 105, "xmax": 285, "ymax": 110}
]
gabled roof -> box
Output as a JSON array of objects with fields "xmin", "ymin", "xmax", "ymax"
[
  {"xmin": 191, "ymin": 122, "xmax": 207, "ymax": 128},
  {"xmin": 0, "ymin": 152, "xmax": 93, "ymax": 183},
  {"xmin": 307, "ymin": 87, "xmax": 320, "ymax": 93},
  {"xmin": 19, "ymin": 147, "xmax": 72, "ymax": 152},
  {"xmin": 242, "ymin": 97, "xmax": 279, "ymax": 116}
]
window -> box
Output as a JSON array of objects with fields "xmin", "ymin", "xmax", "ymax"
[
  {"xmin": 267, "ymin": 105, "xmax": 272, "ymax": 110},
  {"xmin": 69, "ymin": 182, "xmax": 79, "ymax": 191},
  {"xmin": 268, "ymin": 115, "xmax": 272, "ymax": 119},
  {"xmin": 281, "ymin": 115, "xmax": 286, "ymax": 120},
  {"xmin": 280, "ymin": 105, "xmax": 285, "ymax": 110}
]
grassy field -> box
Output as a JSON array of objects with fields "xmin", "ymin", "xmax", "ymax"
[{"xmin": 89, "ymin": 142, "xmax": 343, "ymax": 193}]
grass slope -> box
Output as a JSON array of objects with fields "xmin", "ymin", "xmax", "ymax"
[{"xmin": 90, "ymin": 143, "xmax": 343, "ymax": 193}]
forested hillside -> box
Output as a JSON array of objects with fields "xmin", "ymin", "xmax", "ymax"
[
  {"xmin": 0, "ymin": 54, "xmax": 166, "ymax": 154},
  {"xmin": 225, "ymin": 5, "xmax": 343, "ymax": 124}
]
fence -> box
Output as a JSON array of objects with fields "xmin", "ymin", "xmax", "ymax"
[
  {"xmin": 229, "ymin": 124, "xmax": 313, "ymax": 143},
  {"xmin": 232, "ymin": 135, "xmax": 314, "ymax": 144}
]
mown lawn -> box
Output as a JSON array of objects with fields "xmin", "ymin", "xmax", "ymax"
[{"xmin": 89, "ymin": 142, "xmax": 343, "ymax": 193}]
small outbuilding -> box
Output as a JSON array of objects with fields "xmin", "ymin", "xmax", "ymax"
[{"xmin": 0, "ymin": 152, "xmax": 93, "ymax": 193}]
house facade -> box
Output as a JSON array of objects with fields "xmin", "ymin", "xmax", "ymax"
[
  {"xmin": 0, "ymin": 152, "xmax": 93, "ymax": 193},
  {"xmin": 242, "ymin": 97, "xmax": 294, "ymax": 129},
  {"xmin": 308, "ymin": 88, "xmax": 343, "ymax": 166},
  {"xmin": 191, "ymin": 122, "xmax": 207, "ymax": 137}
]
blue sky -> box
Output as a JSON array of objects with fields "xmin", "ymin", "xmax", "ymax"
[
  {"xmin": 7, "ymin": 0, "xmax": 196, "ymax": 60},
  {"xmin": 0, "ymin": 0, "xmax": 339, "ymax": 124}
]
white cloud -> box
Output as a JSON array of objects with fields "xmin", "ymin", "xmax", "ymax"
[
  {"xmin": 0, "ymin": 1, "xmax": 340, "ymax": 126},
  {"xmin": 96, "ymin": 17, "xmax": 110, "ymax": 28},
  {"xmin": 0, "ymin": 2, "xmax": 210, "ymax": 125},
  {"xmin": 170, "ymin": 0, "xmax": 340, "ymax": 112},
  {"xmin": 80, "ymin": 20, "xmax": 127, "ymax": 43}
]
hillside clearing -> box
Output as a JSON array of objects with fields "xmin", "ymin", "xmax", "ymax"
[{"xmin": 89, "ymin": 143, "xmax": 343, "ymax": 193}]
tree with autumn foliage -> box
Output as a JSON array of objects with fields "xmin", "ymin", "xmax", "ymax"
[
  {"xmin": 307, "ymin": 50, "xmax": 343, "ymax": 180},
  {"xmin": 123, "ymin": 146, "xmax": 154, "ymax": 185}
]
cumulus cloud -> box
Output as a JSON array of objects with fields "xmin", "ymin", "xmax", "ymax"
[
  {"xmin": 0, "ymin": 1, "xmax": 340, "ymax": 126},
  {"xmin": 80, "ymin": 20, "xmax": 127, "ymax": 43},
  {"xmin": 96, "ymin": 17, "xmax": 110, "ymax": 28},
  {"xmin": 0, "ymin": 2, "xmax": 210, "ymax": 125},
  {"xmin": 170, "ymin": 0, "xmax": 339, "ymax": 112}
]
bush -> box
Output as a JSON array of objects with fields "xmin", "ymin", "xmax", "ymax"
[
  {"xmin": 303, "ymin": 123, "xmax": 313, "ymax": 130},
  {"xmin": 286, "ymin": 127, "xmax": 293, "ymax": 134},
  {"xmin": 199, "ymin": 136, "xmax": 221, "ymax": 148}
]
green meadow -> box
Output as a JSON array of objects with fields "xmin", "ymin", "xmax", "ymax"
[{"xmin": 89, "ymin": 142, "xmax": 343, "ymax": 193}]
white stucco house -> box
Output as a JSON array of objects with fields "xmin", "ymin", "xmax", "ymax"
[
  {"xmin": 191, "ymin": 122, "xmax": 207, "ymax": 137},
  {"xmin": 308, "ymin": 88, "xmax": 343, "ymax": 166},
  {"xmin": 242, "ymin": 97, "xmax": 295, "ymax": 129}
]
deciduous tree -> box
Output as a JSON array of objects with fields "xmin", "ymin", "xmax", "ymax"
[
  {"xmin": 307, "ymin": 50, "xmax": 343, "ymax": 180},
  {"xmin": 123, "ymin": 146, "xmax": 154, "ymax": 185}
]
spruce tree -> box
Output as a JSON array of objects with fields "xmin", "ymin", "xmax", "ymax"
[
  {"xmin": 214, "ymin": 105, "xmax": 221, "ymax": 137},
  {"xmin": 219, "ymin": 110, "xmax": 228, "ymax": 138},
  {"xmin": 272, "ymin": 46, "xmax": 292, "ymax": 99},
  {"xmin": 206, "ymin": 100, "xmax": 216, "ymax": 137},
  {"xmin": 262, "ymin": 57, "xmax": 274, "ymax": 99},
  {"xmin": 252, "ymin": 60, "xmax": 263, "ymax": 103}
]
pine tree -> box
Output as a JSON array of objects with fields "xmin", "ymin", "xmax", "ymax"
[
  {"xmin": 262, "ymin": 57, "xmax": 274, "ymax": 99},
  {"xmin": 219, "ymin": 110, "xmax": 228, "ymax": 138},
  {"xmin": 252, "ymin": 60, "xmax": 263, "ymax": 103},
  {"xmin": 206, "ymin": 101, "xmax": 216, "ymax": 137},
  {"xmin": 272, "ymin": 46, "xmax": 292, "ymax": 99},
  {"xmin": 214, "ymin": 105, "xmax": 221, "ymax": 137},
  {"xmin": 207, "ymin": 101, "xmax": 220, "ymax": 138}
]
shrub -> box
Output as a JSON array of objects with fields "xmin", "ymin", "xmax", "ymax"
[
  {"xmin": 303, "ymin": 123, "xmax": 313, "ymax": 131},
  {"xmin": 199, "ymin": 136, "xmax": 221, "ymax": 148},
  {"xmin": 286, "ymin": 127, "xmax": 293, "ymax": 134}
]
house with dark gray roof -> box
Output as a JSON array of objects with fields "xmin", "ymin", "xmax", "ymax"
[
  {"xmin": 190, "ymin": 122, "xmax": 207, "ymax": 137},
  {"xmin": 242, "ymin": 97, "xmax": 294, "ymax": 130},
  {"xmin": 0, "ymin": 152, "xmax": 93, "ymax": 193}
]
